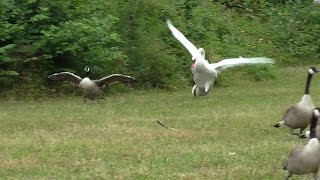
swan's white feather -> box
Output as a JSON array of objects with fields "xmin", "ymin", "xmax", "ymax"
[
  {"xmin": 167, "ymin": 20, "xmax": 199, "ymax": 59},
  {"xmin": 211, "ymin": 57, "xmax": 274, "ymax": 73}
]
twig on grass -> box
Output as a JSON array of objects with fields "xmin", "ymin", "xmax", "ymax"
[{"xmin": 156, "ymin": 120, "xmax": 177, "ymax": 130}]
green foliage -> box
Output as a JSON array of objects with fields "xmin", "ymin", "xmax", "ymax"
[
  {"xmin": 0, "ymin": 0, "xmax": 319, "ymax": 97},
  {"xmin": 262, "ymin": 2, "xmax": 320, "ymax": 65},
  {"xmin": 37, "ymin": 15, "xmax": 125, "ymax": 75},
  {"xmin": 116, "ymin": 0, "xmax": 186, "ymax": 88}
]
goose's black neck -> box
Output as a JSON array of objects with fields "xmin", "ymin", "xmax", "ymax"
[
  {"xmin": 85, "ymin": 71, "xmax": 91, "ymax": 78},
  {"xmin": 309, "ymin": 111, "xmax": 319, "ymax": 139},
  {"xmin": 304, "ymin": 73, "xmax": 313, "ymax": 95}
]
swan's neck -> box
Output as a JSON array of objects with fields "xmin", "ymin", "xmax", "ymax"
[
  {"xmin": 304, "ymin": 73, "xmax": 313, "ymax": 95},
  {"xmin": 193, "ymin": 58, "xmax": 208, "ymax": 72}
]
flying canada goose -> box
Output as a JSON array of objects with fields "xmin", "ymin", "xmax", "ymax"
[
  {"xmin": 274, "ymin": 67, "xmax": 319, "ymax": 137},
  {"xmin": 283, "ymin": 108, "xmax": 320, "ymax": 180},
  {"xmin": 48, "ymin": 66, "xmax": 136, "ymax": 101},
  {"xmin": 166, "ymin": 19, "xmax": 274, "ymax": 96}
]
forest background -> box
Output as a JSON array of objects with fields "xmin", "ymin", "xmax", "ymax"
[{"xmin": 0, "ymin": 0, "xmax": 319, "ymax": 97}]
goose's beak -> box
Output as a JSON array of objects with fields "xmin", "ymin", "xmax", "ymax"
[{"xmin": 310, "ymin": 67, "xmax": 319, "ymax": 74}]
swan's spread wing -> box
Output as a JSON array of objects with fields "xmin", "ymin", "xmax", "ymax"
[
  {"xmin": 94, "ymin": 74, "xmax": 136, "ymax": 88},
  {"xmin": 211, "ymin": 57, "xmax": 274, "ymax": 72},
  {"xmin": 167, "ymin": 20, "xmax": 198, "ymax": 58},
  {"xmin": 48, "ymin": 72, "xmax": 82, "ymax": 84}
]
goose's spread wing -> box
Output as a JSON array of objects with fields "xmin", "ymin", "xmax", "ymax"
[
  {"xmin": 211, "ymin": 57, "xmax": 274, "ymax": 73},
  {"xmin": 167, "ymin": 20, "xmax": 198, "ymax": 58},
  {"xmin": 48, "ymin": 72, "xmax": 82, "ymax": 84},
  {"xmin": 94, "ymin": 74, "xmax": 136, "ymax": 88}
]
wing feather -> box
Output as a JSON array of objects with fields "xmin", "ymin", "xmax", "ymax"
[
  {"xmin": 167, "ymin": 20, "xmax": 199, "ymax": 58},
  {"xmin": 94, "ymin": 74, "xmax": 136, "ymax": 87},
  {"xmin": 48, "ymin": 72, "xmax": 82, "ymax": 84},
  {"xmin": 211, "ymin": 57, "xmax": 274, "ymax": 73}
]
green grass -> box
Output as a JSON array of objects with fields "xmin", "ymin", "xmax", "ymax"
[{"xmin": 1, "ymin": 66, "xmax": 320, "ymax": 179}]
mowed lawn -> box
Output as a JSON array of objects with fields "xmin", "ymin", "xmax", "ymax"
[{"xmin": 1, "ymin": 66, "xmax": 320, "ymax": 179}]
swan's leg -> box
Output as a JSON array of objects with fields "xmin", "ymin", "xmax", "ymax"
[
  {"xmin": 204, "ymin": 83, "xmax": 211, "ymax": 93},
  {"xmin": 192, "ymin": 85, "xmax": 197, "ymax": 96},
  {"xmin": 192, "ymin": 85, "xmax": 209, "ymax": 96}
]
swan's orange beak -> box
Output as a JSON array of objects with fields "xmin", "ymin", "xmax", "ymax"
[{"xmin": 191, "ymin": 59, "xmax": 196, "ymax": 68}]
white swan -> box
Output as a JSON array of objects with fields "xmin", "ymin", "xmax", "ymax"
[{"xmin": 167, "ymin": 20, "xmax": 274, "ymax": 96}]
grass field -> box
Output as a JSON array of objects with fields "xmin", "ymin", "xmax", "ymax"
[{"xmin": 1, "ymin": 66, "xmax": 320, "ymax": 179}]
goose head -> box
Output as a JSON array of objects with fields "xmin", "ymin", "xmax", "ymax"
[
  {"xmin": 309, "ymin": 67, "xmax": 319, "ymax": 75},
  {"xmin": 314, "ymin": 108, "xmax": 320, "ymax": 119},
  {"xmin": 191, "ymin": 48, "xmax": 205, "ymax": 68},
  {"xmin": 84, "ymin": 66, "xmax": 91, "ymax": 78}
]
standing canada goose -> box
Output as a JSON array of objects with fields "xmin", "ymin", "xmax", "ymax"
[
  {"xmin": 274, "ymin": 67, "xmax": 319, "ymax": 136},
  {"xmin": 166, "ymin": 19, "xmax": 274, "ymax": 96},
  {"xmin": 283, "ymin": 108, "xmax": 320, "ymax": 180},
  {"xmin": 48, "ymin": 66, "xmax": 136, "ymax": 101}
]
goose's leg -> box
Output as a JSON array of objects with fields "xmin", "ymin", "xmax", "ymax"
[
  {"xmin": 299, "ymin": 134, "xmax": 308, "ymax": 138},
  {"xmin": 298, "ymin": 128, "xmax": 306, "ymax": 138},
  {"xmin": 290, "ymin": 129, "xmax": 295, "ymax": 135},
  {"xmin": 299, "ymin": 128, "xmax": 303, "ymax": 135},
  {"xmin": 292, "ymin": 128, "xmax": 306, "ymax": 138},
  {"xmin": 285, "ymin": 173, "xmax": 292, "ymax": 180},
  {"xmin": 97, "ymin": 90, "xmax": 103, "ymax": 102},
  {"xmin": 313, "ymin": 172, "xmax": 318, "ymax": 180},
  {"xmin": 290, "ymin": 129, "xmax": 301, "ymax": 136}
]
